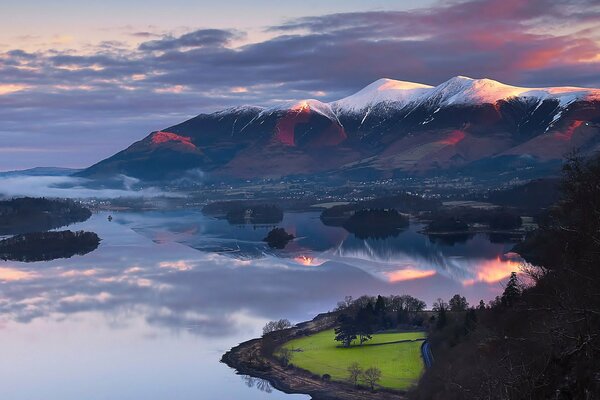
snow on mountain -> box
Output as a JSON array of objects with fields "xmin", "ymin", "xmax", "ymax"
[
  {"xmin": 330, "ymin": 76, "xmax": 600, "ymax": 114},
  {"xmin": 424, "ymin": 76, "xmax": 600, "ymax": 107},
  {"xmin": 262, "ymin": 99, "xmax": 342, "ymax": 124},
  {"xmin": 332, "ymin": 78, "xmax": 434, "ymax": 112},
  {"xmin": 209, "ymin": 77, "xmax": 599, "ymax": 125}
]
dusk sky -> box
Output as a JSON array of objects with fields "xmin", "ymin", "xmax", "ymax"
[{"xmin": 1, "ymin": 0, "xmax": 599, "ymax": 171}]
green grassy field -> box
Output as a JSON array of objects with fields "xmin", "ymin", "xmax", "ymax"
[{"xmin": 279, "ymin": 330, "xmax": 426, "ymax": 390}]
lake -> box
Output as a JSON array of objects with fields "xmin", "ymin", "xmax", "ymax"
[{"xmin": 0, "ymin": 210, "xmax": 521, "ymax": 399}]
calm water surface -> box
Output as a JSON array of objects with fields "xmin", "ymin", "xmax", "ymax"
[{"xmin": 0, "ymin": 211, "xmax": 520, "ymax": 399}]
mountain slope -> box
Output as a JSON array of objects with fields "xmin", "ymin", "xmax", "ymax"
[{"xmin": 79, "ymin": 76, "xmax": 600, "ymax": 182}]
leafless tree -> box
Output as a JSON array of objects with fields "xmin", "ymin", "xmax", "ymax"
[
  {"xmin": 363, "ymin": 367, "xmax": 382, "ymax": 391},
  {"xmin": 262, "ymin": 319, "xmax": 292, "ymax": 335},
  {"xmin": 347, "ymin": 362, "xmax": 362, "ymax": 387}
]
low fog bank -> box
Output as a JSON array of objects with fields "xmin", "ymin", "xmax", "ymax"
[{"xmin": 0, "ymin": 174, "xmax": 183, "ymax": 200}]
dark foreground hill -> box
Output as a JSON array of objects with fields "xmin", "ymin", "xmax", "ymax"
[{"xmin": 411, "ymin": 155, "xmax": 600, "ymax": 399}]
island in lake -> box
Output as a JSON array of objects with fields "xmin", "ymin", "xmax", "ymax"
[
  {"xmin": 0, "ymin": 230, "xmax": 100, "ymax": 262},
  {"xmin": 0, "ymin": 197, "xmax": 100, "ymax": 262},
  {"xmin": 0, "ymin": 197, "xmax": 91, "ymax": 235}
]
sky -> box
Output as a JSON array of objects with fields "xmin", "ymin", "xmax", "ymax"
[{"xmin": 1, "ymin": 0, "xmax": 599, "ymax": 171}]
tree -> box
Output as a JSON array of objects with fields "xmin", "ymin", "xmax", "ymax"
[
  {"xmin": 334, "ymin": 314, "xmax": 357, "ymax": 347},
  {"xmin": 477, "ymin": 300, "xmax": 486, "ymax": 310},
  {"xmin": 501, "ymin": 272, "xmax": 521, "ymax": 307},
  {"xmin": 374, "ymin": 295, "xmax": 386, "ymax": 315},
  {"xmin": 394, "ymin": 294, "xmax": 427, "ymax": 324},
  {"xmin": 432, "ymin": 298, "xmax": 448, "ymax": 329},
  {"xmin": 355, "ymin": 306, "xmax": 374, "ymax": 345},
  {"xmin": 278, "ymin": 347, "xmax": 293, "ymax": 366},
  {"xmin": 363, "ymin": 367, "xmax": 382, "ymax": 391},
  {"xmin": 432, "ymin": 298, "xmax": 448, "ymax": 312},
  {"xmin": 374, "ymin": 294, "xmax": 390, "ymax": 328},
  {"xmin": 449, "ymin": 294, "xmax": 469, "ymax": 311},
  {"xmin": 262, "ymin": 319, "xmax": 292, "ymax": 335},
  {"xmin": 463, "ymin": 308, "xmax": 477, "ymax": 333},
  {"xmin": 347, "ymin": 362, "xmax": 362, "ymax": 387},
  {"xmin": 335, "ymin": 295, "xmax": 353, "ymax": 311}
]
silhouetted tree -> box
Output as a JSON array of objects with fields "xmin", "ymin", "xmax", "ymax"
[
  {"xmin": 355, "ymin": 306, "xmax": 374, "ymax": 345},
  {"xmin": 374, "ymin": 295, "xmax": 386, "ymax": 314},
  {"xmin": 449, "ymin": 294, "xmax": 469, "ymax": 311},
  {"xmin": 477, "ymin": 300, "xmax": 486, "ymax": 310},
  {"xmin": 432, "ymin": 298, "xmax": 448, "ymax": 329},
  {"xmin": 463, "ymin": 309, "xmax": 477, "ymax": 334},
  {"xmin": 334, "ymin": 314, "xmax": 357, "ymax": 347},
  {"xmin": 501, "ymin": 272, "xmax": 521, "ymax": 307}
]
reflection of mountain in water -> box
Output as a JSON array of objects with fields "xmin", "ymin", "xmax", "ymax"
[
  {"xmin": 427, "ymin": 233, "xmax": 475, "ymax": 246},
  {"xmin": 118, "ymin": 210, "xmax": 347, "ymax": 260},
  {"xmin": 344, "ymin": 226, "xmax": 405, "ymax": 240},
  {"xmin": 333, "ymin": 226, "xmax": 516, "ymax": 282},
  {"xmin": 116, "ymin": 210, "xmax": 518, "ymax": 283}
]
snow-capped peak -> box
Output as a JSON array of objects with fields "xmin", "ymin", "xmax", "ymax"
[
  {"xmin": 332, "ymin": 75, "xmax": 600, "ymax": 113},
  {"xmin": 332, "ymin": 78, "xmax": 433, "ymax": 112},
  {"xmin": 262, "ymin": 99, "xmax": 340, "ymax": 123},
  {"xmin": 426, "ymin": 76, "xmax": 534, "ymax": 106}
]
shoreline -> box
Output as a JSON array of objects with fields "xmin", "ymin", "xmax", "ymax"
[{"xmin": 221, "ymin": 312, "xmax": 408, "ymax": 400}]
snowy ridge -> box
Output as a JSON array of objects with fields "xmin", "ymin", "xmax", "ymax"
[
  {"xmin": 213, "ymin": 105, "xmax": 265, "ymax": 115},
  {"xmin": 216, "ymin": 77, "xmax": 599, "ymax": 123},
  {"xmin": 332, "ymin": 78, "xmax": 433, "ymax": 112},
  {"xmin": 261, "ymin": 99, "xmax": 341, "ymax": 123},
  {"xmin": 329, "ymin": 76, "xmax": 600, "ymax": 114},
  {"xmin": 422, "ymin": 76, "xmax": 600, "ymax": 108}
]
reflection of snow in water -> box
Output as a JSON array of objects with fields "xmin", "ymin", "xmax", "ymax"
[{"xmin": 117, "ymin": 210, "xmax": 521, "ymax": 286}]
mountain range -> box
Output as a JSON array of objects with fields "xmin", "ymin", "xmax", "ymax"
[{"xmin": 79, "ymin": 76, "xmax": 600, "ymax": 183}]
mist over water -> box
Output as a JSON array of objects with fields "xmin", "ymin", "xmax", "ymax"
[
  {"xmin": 0, "ymin": 211, "xmax": 519, "ymax": 399},
  {"xmin": 0, "ymin": 173, "xmax": 176, "ymax": 199}
]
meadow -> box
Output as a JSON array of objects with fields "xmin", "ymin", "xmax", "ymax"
[{"xmin": 280, "ymin": 329, "xmax": 426, "ymax": 390}]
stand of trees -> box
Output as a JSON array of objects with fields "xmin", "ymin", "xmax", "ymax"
[
  {"xmin": 486, "ymin": 178, "xmax": 560, "ymax": 212},
  {"xmin": 412, "ymin": 155, "xmax": 600, "ymax": 399},
  {"xmin": 425, "ymin": 216, "xmax": 469, "ymax": 233},
  {"xmin": 0, "ymin": 197, "xmax": 91, "ymax": 235},
  {"xmin": 333, "ymin": 294, "xmax": 427, "ymax": 347},
  {"xmin": 0, "ymin": 230, "xmax": 100, "ymax": 262},
  {"xmin": 320, "ymin": 193, "xmax": 441, "ymax": 226},
  {"xmin": 262, "ymin": 319, "xmax": 292, "ymax": 335},
  {"xmin": 424, "ymin": 206, "xmax": 522, "ymax": 233},
  {"xmin": 342, "ymin": 209, "xmax": 409, "ymax": 239}
]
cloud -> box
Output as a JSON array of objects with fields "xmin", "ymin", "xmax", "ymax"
[
  {"xmin": 138, "ymin": 29, "xmax": 243, "ymax": 51},
  {"xmin": 0, "ymin": 0, "xmax": 599, "ymax": 170}
]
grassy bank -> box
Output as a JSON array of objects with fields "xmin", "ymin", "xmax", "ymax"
[{"xmin": 279, "ymin": 330, "xmax": 425, "ymax": 390}]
